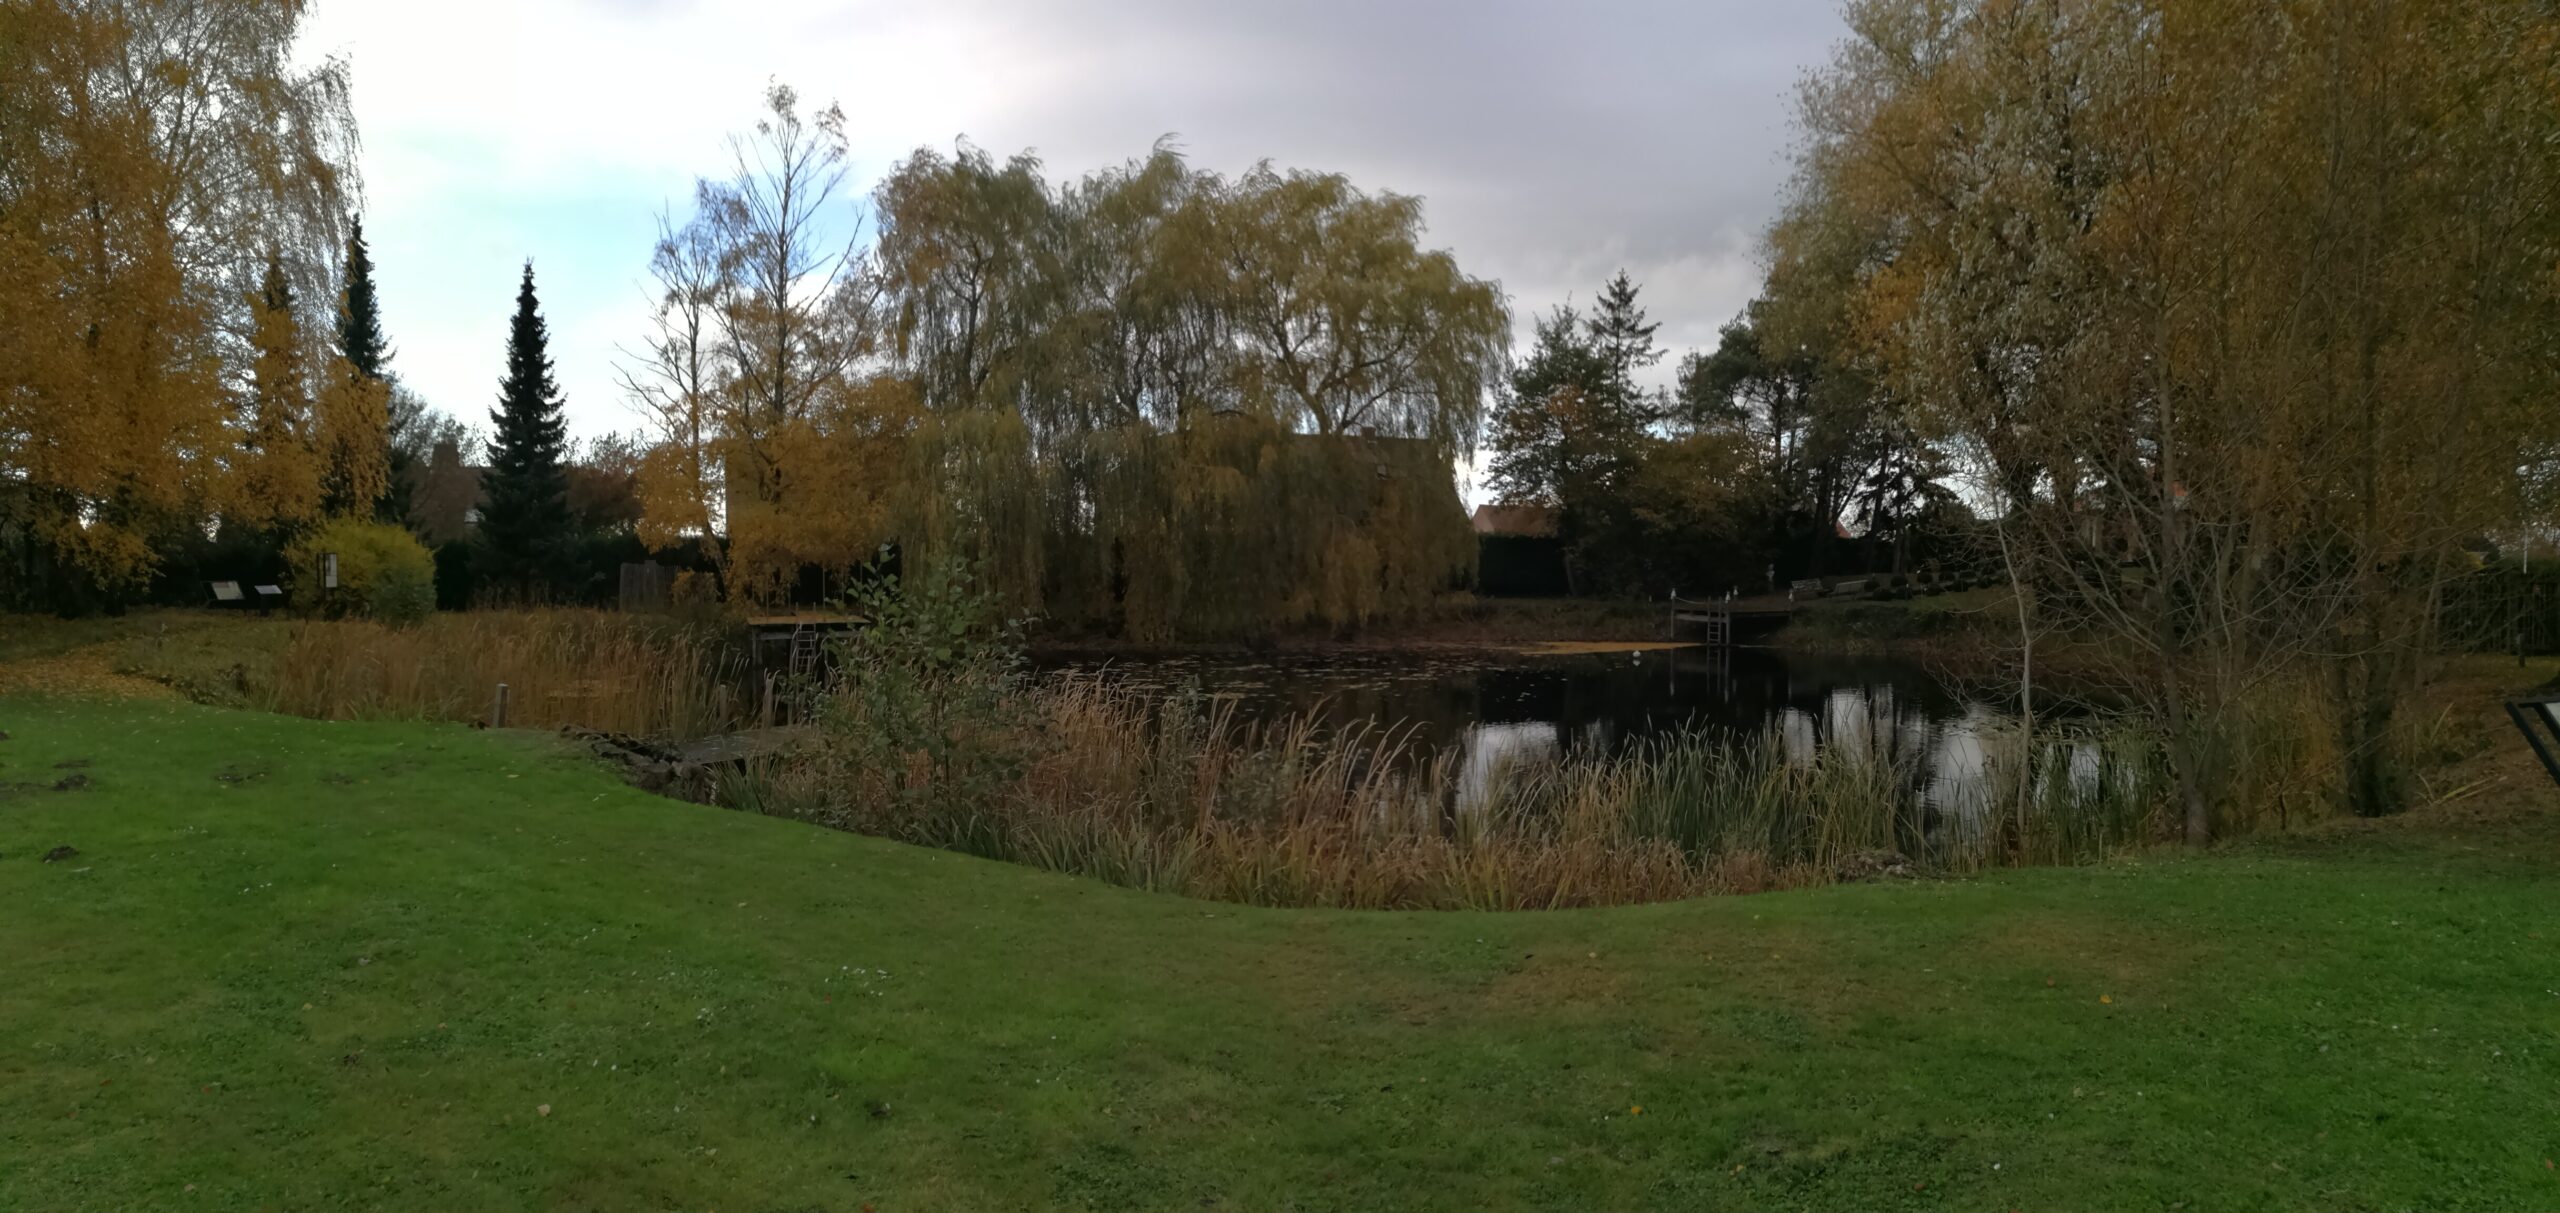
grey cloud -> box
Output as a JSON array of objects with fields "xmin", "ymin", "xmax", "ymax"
[
  {"xmin": 371, "ymin": 1, "xmax": 1848, "ymax": 439},
  {"xmin": 869, "ymin": 0, "xmax": 1846, "ymax": 373}
]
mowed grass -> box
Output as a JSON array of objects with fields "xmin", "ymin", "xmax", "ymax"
[{"xmin": 2, "ymin": 696, "xmax": 2556, "ymax": 1211}]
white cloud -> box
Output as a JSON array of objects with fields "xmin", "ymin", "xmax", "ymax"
[{"xmin": 296, "ymin": 0, "xmax": 1844, "ymax": 467}]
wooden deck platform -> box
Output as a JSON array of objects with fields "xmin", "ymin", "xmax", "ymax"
[
  {"xmin": 745, "ymin": 614, "xmax": 866, "ymax": 676},
  {"xmin": 1668, "ymin": 595, "xmax": 1795, "ymax": 645},
  {"xmin": 743, "ymin": 613, "xmax": 866, "ymax": 631}
]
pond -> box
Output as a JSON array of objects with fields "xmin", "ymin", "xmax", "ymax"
[{"xmin": 1038, "ymin": 644, "xmax": 2026, "ymax": 812}]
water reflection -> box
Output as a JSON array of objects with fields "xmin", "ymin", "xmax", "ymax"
[{"xmin": 1039, "ymin": 645, "xmax": 2033, "ymax": 813}]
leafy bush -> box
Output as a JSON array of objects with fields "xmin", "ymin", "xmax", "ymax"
[
  {"xmin": 285, "ymin": 518, "xmax": 437, "ymax": 625},
  {"xmin": 812, "ymin": 558, "xmax": 1029, "ymax": 817}
]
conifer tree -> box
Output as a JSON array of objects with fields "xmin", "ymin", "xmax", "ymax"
[
  {"xmin": 335, "ymin": 216, "xmax": 413, "ymax": 523},
  {"xmin": 480, "ymin": 263, "xmax": 572, "ymax": 597},
  {"xmin": 1488, "ymin": 298, "xmax": 1658, "ymax": 596},
  {"xmin": 235, "ymin": 255, "xmax": 325, "ymax": 533},
  {"xmin": 1485, "ymin": 306, "xmax": 1617, "ymax": 508},
  {"xmin": 1585, "ymin": 269, "xmax": 1665, "ymax": 426},
  {"xmin": 338, "ymin": 217, "xmax": 390, "ymax": 381}
]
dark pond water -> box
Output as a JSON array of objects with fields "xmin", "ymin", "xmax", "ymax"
[{"xmin": 1037, "ymin": 645, "xmax": 2023, "ymax": 809}]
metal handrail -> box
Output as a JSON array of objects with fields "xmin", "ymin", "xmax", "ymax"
[{"xmin": 2507, "ymin": 694, "xmax": 2560, "ymax": 789}]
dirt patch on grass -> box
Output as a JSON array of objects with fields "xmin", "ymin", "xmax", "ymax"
[
  {"xmin": 1472, "ymin": 951, "xmax": 1635, "ymax": 1018},
  {"xmin": 1970, "ymin": 913, "xmax": 2195, "ymax": 995},
  {"xmin": 0, "ymin": 645, "xmax": 179, "ymax": 701},
  {"xmin": 3, "ymin": 772, "xmax": 99, "ymax": 798}
]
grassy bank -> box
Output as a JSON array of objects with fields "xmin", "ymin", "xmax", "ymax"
[{"xmin": 3, "ymin": 693, "xmax": 2556, "ymax": 1210}]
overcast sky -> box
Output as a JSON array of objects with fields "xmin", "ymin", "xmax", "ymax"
[{"xmin": 299, "ymin": 0, "xmax": 1846, "ymax": 495}]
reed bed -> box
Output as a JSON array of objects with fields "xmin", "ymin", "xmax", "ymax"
[
  {"xmin": 124, "ymin": 610, "xmax": 756, "ymax": 739},
  {"xmin": 114, "ymin": 605, "xmax": 2355, "ymax": 910},
  {"xmin": 752, "ymin": 674, "xmax": 2302, "ymax": 910},
  {"xmin": 274, "ymin": 611, "xmax": 754, "ymax": 737}
]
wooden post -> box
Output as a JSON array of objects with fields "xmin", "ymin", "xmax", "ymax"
[{"xmin": 490, "ymin": 682, "xmax": 511, "ymax": 729}]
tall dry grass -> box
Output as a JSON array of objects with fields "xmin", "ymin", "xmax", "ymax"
[
  {"xmin": 273, "ymin": 610, "xmax": 754, "ymax": 737},
  {"xmin": 752, "ymin": 674, "xmax": 2295, "ymax": 910},
  {"xmin": 124, "ymin": 610, "xmax": 756, "ymax": 739},
  {"xmin": 111, "ymin": 605, "xmax": 2361, "ymax": 910}
]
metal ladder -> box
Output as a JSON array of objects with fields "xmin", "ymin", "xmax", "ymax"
[{"xmin": 789, "ymin": 624, "xmax": 822, "ymax": 677}]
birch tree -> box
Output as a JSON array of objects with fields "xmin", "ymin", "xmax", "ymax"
[{"xmin": 1, "ymin": 0, "xmax": 359, "ymax": 605}]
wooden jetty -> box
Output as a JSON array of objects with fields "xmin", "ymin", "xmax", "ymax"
[
  {"xmin": 1668, "ymin": 593, "xmax": 1795, "ymax": 646},
  {"xmin": 744, "ymin": 612, "xmax": 864, "ymax": 677}
]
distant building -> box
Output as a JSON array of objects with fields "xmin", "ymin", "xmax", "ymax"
[
  {"xmin": 1471, "ymin": 503, "xmax": 1567, "ymax": 596},
  {"xmin": 410, "ymin": 438, "xmax": 484, "ymax": 547},
  {"xmin": 1470, "ymin": 503, "xmax": 1559, "ymax": 538},
  {"xmin": 404, "ymin": 438, "xmax": 639, "ymax": 548}
]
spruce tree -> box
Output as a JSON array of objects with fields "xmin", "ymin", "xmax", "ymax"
[
  {"xmin": 338, "ymin": 217, "xmax": 390, "ymax": 380},
  {"xmin": 1585, "ymin": 270, "xmax": 1665, "ymax": 426},
  {"xmin": 480, "ymin": 262, "xmax": 571, "ymax": 598},
  {"xmin": 336, "ymin": 217, "xmax": 412, "ymax": 523}
]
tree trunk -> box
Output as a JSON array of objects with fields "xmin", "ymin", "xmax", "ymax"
[
  {"xmin": 2157, "ymin": 644, "xmax": 2212, "ymax": 846},
  {"xmin": 2338, "ymin": 618, "xmax": 2408, "ymax": 819}
]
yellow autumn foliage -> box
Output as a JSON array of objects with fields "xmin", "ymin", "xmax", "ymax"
[{"xmin": 0, "ymin": 0, "xmax": 361, "ymax": 602}]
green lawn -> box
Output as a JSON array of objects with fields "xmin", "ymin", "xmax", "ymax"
[{"xmin": 3, "ymin": 696, "xmax": 2556, "ymax": 1210}]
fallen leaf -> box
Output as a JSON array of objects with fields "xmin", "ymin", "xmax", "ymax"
[
  {"xmin": 2100, "ymin": 995, "xmax": 2115, "ymax": 1005},
  {"xmin": 1630, "ymin": 1105, "xmax": 1644, "ymax": 1115}
]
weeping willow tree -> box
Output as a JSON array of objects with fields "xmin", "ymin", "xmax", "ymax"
[
  {"xmin": 869, "ymin": 144, "xmax": 1506, "ymax": 640},
  {"xmin": 630, "ymin": 113, "xmax": 1505, "ymax": 634}
]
